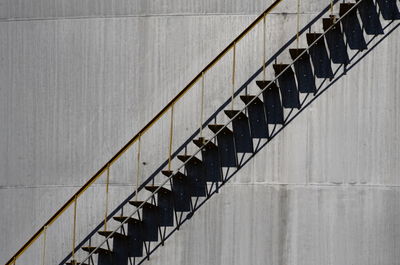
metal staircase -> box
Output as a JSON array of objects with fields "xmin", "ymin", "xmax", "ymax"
[{"xmin": 5, "ymin": 0, "xmax": 400, "ymax": 265}]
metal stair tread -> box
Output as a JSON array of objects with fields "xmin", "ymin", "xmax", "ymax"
[
  {"xmin": 339, "ymin": 3, "xmax": 356, "ymax": 16},
  {"xmin": 193, "ymin": 137, "xmax": 218, "ymax": 149},
  {"xmin": 208, "ymin": 124, "xmax": 233, "ymax": 134},
  {"xmin": 256, "ymin": 80, "xmax": 278, "ymax": 90},
  {"xmin": 240, "ymin": 95, "xmax": 263, "ymax": 105},
  {"xmin": 289, "ymin": 48, "xmax": 309, "ymax": 60},
  {"xmin": 66, "ymin": 260, "xmax": 88, "ymax": 265},
  {"xmin": 97, "ymin": 230, "xmax": 126, "ymax": 238},
  {"xmin": 113, "ymin": 216, "xmax": 141, "ymax": 223},
  {"xmin": 129, "ymin": 201, "xmax": 158, "ymax": 208},
  {"xmin": 224, "ymin": 110, "xmax": 248, "ymax": 120},
  {"xmin": 177, "ymin": 155, "xmax": 202, "ymax": 164},
  {"xmin": 273, "ymin": 63, "xmax": 293, "ymax": 74},
  {"xmin": 81, "ymin": 246, "xmax": 112, "ymax": 255},
  {"xmin": 145, "ymin": 185, "xmax": 171, "ymax": 194}
]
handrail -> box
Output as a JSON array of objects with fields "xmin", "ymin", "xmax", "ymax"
[
  {"xmin": 4, "ymin": 0, "xmax": 284, "ymax": 264},
  {"xmin": 78, "ymin": 0, "xmax": 364, "ymax": 263}
]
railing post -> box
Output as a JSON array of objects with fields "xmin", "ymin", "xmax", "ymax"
[
  {"xmin": 200, "ymin": 72, "xmax": 205, "ymax": 138},
  {"xmin": 136, "ymin": 135, "xmax": 141, "ymax": 200},
  {"xmin": 296, "ymin": 0, "xmax": 301, "ymax": 48},
  {"xmin": 72, "ymin": 196, "xmax": 77, "ymax": 261},
  {"xmin": 231, "ymin": 42, "xmax": 236, "ymax": 110},
  {"xmin": 42, "ymin": 226, "xmax": 47, "ymax": 265},
  {"xmin": 168, "ymin": 105, "xmax": 174, "ymax": 170},
  {"xmin": 262, "ymin": 14, "xmax": 267, "ymax": 80},
  {"xmin": 104, "ymin": 164, "xmax": 110, "ymax": 231}
]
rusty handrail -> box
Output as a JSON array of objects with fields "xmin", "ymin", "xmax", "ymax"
[{"xmin": 4, "ymin": 0, "xmax": 284, "ymax": 264}]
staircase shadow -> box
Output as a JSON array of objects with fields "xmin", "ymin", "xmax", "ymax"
[
  {"xmin": 134, "ymin": 19, "xmax": 400, "ymax": 265},
  {"xmin": 59, "ymin": 3, "xmax": 400, "ymax": 265}
]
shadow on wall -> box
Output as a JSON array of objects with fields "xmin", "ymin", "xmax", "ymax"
[{"xmin": 58, "ymin": 1, "xmax": 400, "ymax": 264}]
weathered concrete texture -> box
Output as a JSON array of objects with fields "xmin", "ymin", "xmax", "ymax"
[
  {"xmin": 0, "ymin": 0, "xmax": 400, "ymax": 264},
  {"xmin": 0, "ymin": 0, "xmax": 335, "ymax": 20},
  {"xmin": 150, "ymin": 184, "xmax": 400, "ymax": 265}
]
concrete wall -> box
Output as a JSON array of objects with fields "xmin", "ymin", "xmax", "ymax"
[{"xmin": 0, "ymin": 0, "xmax": 399, "ymax": 264}]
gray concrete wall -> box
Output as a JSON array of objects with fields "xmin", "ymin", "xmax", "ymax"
[{"xmin": 0, "ymin": 0, "xmax": 399, "ymax": 264}]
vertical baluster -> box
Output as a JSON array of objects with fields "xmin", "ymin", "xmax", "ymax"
[
  {"xmin": 297, "ymin": 0, "xmax": 301, "ymax": 48},
  {"xmin": 72, "ymin": 196, "xmax": 77, "ymax": 261},
  {"xmin": 42, "ymin": 226, "xmax": 47, "ymax": 265},
  {"xmin": 136, "ymin": 135, "xmax": 141, "ymax": 200},
  {"xmin": 168, "ymin": 106, "xmax": 174, "ymax": 170},
  {"xmin": 263, "ymin": 14, "xmax": 267, "ymax": 80},
  {"xmin": 200, "ymin": 73, "xmax": 205, "ymax": 138},
  {"xmin": 231, "ymin": 43, "xmax": 236, "ymax": 110},
  {"xmin": 104, "ymin": 165, "xmax": 110, "ymax": 231}
]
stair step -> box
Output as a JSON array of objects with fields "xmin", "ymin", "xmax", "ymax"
[
  {"xmin": 193, "ymin": 138, "xmax": 222, "ymax": 182},
  {"xmin": 273, "ymin": 64, "xmax": 300, "ymax": 108},
  {"xmin": 145, "ymin": 185, "xmax": 171, "ymax": 194},
  {"xmin": 240, "ymin": 95, "xmax": 269, "ymax": 138},
  {"xmin": 98, "ymin": 231, "xmax": 126, "ymax": 238},
  {"xmin": 150, "ymin": 186, "xmax": 175, "ymax": 226},
  {"xmin": 177, "ymin": 155, "xmax": 202, "ymax": 164},
  {"xmin": 113, "ymin": 216, "xmax": 141, "ymax": 224},
  {"xmin": 66, "ymin": 260, "xmax": 88, "ymax": 265},
  {"xmin": 120, "ymin": 217, "xmax": 144, "ymax": 257},
  {"xmin": 322, "ymin": 16, "xmax": 350, "ymax": 64},
  {"xmin": 339, "ymin": 3, "xmax": 367, "ymax": 50},
  {"xmin": 111, "ymin": 233, "xmax": 133, "ymax": 263},
  {"xmin": 224, "ymin": 110, "xmax": 247, "ymax": 120},
  {"xmin": 256, "ymin": 80, "xmax": 284, "ymax": 125},
  {"xmin": 356, "ymin": 0, "xmax": 384, "ymax": 35},
  {"xmin": 82, "ymin": 246, "xmax": 112, "ymax": 255},
  {"xmin": 140, "ymin": 203, "xmax": 161, "ymax": 241},
  {"xmin": 129, "ymin": 201, "xmax": 158, "ymax": 209},
  {"xmin": 376, "ymin": 0, "xmax": 400, "ymax": 20},
  {"xmin": 306, "ymin": 33, "xmax": 334, "ymax": 79},
  {"xmin": 125, "ymin": 202, "xmax": 160, "ymax": 241},
  {"xmin": 224, "ymin": 110, "xmax": 254, "ymax": 153},
  {"xmin": 178, "ymin": 155, "xmax": 207, "ymax": 197},
  {"xmin": 208, "ymin": 124, "xmax": 237, "ymax": 167},
  {"xmin": 160, "ymin": 171, "xmax": 191, "ymax": 211},
  {"xmin": 289, "ymin": 49, "xmax": 316, "ymax": 93},
  {"xmin": 208, "ymin": 124, "xmax": 233, "ymax": 135},
  {"xmin": 82, "ymin": 247, "xmax": 113, "ymax": 265},
  {"xmin": 161, "ymin": 170, "xmax": 187, "ymax": 180},
  {"xmin": 161, "ymin": 170, "xmax": 173, "ymax": 176},
  {"xmin": 193, "ymin": 137, "xmax": 217, "ymax": 147},
  {"xmin": 240, "ymin": 95, "xmax": 263, "ymax": 105}
]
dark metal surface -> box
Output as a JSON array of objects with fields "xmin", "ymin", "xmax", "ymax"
[
  {"xmin": 340, "ymin": 3, "xmax": 368, "ymax": 50},
  {"xmin": 323, "ymin": 17, "xmax": 350, "ymax": 64},
  {"xmin": 256, "ymin": 81, "xmax": 284, "ymax": 124},
  {"xmin": 306, "ymin": 33, "xmax": 334, "ymax": 78},
  {"xmin": 240, "ymin": 96, "xmax": 269, "ymax": 138},
  {"xmin": 357, "ymin": 0, "xmax": 384, "ymax": 35},
  {"xmin": 208, "ymin": 125, "xmax": 238, "ymax": 167},
  {"xmin": 289, "ymin": 49, "xmax": 317, "ymax": 93},
  {"xmin": 224, "ymin": 111, "xmax": 254, "ymax": 153},
  {"xmin": 273, "ymin": 64, "xmax": 301, "ymax": 108}
]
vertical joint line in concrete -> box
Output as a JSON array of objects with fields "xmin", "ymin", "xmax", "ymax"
[
  {"xmin": 72, "ymin": 195, "xmax": 77, "ymax": 260},
  {"xmin": 263, "ymin": 13, "xmax": 267, "ymax": 80},
  {"xmin": 104, "ymin": 165, "xmax": 110, "ymax": 231},
  {"xmin": 232, "ymin": 42, "xmax": 236, "ymax": 110},
  {"xmin": 42, "ymin": 226, "xmax": 48, "ymax": 265},
  {"xmin": 136, "ymin": 135, "xmax": 141, "ymax": 201},
  {"xmin": 200, "ymin": 72, "xmax": 205, "ymax": 138},
  {"xmin": 168, "ymin": 105, "xmax": 175, "ymax": 171}
]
